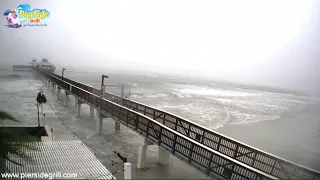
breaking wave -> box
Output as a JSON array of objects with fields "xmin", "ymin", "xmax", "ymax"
[{"xmin": 129, "ymin": 84, "xmax": 315, "ymax": 130}]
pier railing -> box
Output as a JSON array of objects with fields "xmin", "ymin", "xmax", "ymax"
[
  {"xmin": 44, "ymin": 70, "xmax": 320, "ymax": 180},
  {"xmin": 12, "ymin": 65, "xmax": 32, "ymax": 71},
  {"xmin": 38, "ymin": 69, "xmax": 277, "ymax": 180}
]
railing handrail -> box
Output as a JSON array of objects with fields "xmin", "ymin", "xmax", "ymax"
[
  {"xmin": 39, "ymin": 68, "xmax": 278, "ymax": 179},
  {"xmin": 42, "ymin": 68, "xmax": 320, "ymax": 179}
]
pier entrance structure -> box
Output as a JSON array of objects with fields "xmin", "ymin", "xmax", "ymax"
[{"xmin": 35, "ymin": 68, "xmax": 320, "ymax": 180}]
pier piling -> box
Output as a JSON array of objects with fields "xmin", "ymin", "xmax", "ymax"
[
  {"xmin": 90, "ymin": 106, "xmax": 95, "ymax": 118},
  {"xmin": 159, "ymin": 148, "xmax": 170, "ymax": 165},
  {"xmin": 97, "ymin": 113, "xmax": 105, "ymax": 135},
  {"xmin": 76, "ymin": 99, "xmax": 83, "ymax": 118},
  {"xmin": 137, "ymin": 137, "xmax": 153, "ymax": 169},
  {"xmin": 64, "ymin": 92, "xmax": 69, "ymax": 107},
  {"xmin": 57, "ymin": 87, "xmax": 61, "ymax": 100}
]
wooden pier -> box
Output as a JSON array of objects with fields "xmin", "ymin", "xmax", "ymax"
[{"xmin": 12, "ymin": 65, "xmax": 32, "ymax": 71}]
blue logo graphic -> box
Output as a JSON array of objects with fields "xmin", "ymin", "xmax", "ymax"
[{"xmin": 3, "ymin": 4, "xmax": 50, "ymax": 28}]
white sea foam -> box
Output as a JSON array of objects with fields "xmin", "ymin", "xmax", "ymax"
[
  {"xmin": 175, "ymin": 85, "xmax": 256, "ymax": 97},
  {"xmin": 153, "ymin": 88, "xmax": 297, "ymax": 130},
  {"xmin": 145, "ymin": 93, "xmax": 169, "ymax": 98},
  {"xmin": 131, "ymin": 93, "xmax": 169, "ymax": 98},
  {"xmin": 128, "ymin": 81, "xmax": 318, "ymax": 131}
]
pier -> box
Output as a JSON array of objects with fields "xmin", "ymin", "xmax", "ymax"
[
  {"xmin": 12, "ymin": 65, "xmax": 32, "ymax": 71},
  {"xmin": 35, "ymin": 67, "xmax": 320, "ymax": 179}
]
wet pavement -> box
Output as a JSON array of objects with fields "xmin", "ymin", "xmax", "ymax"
[{"xmin": 0, "ymin": 73, "xmax": 212, "ymax": 179}]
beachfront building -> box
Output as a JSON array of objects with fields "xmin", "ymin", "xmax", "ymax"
[
  {"xmin": 29, "ymin": 59, "xmax": 38, "ymax": 67},
  {"xmin": 37, "ymin": 58, "xmax": 56, "ymax": 73}
]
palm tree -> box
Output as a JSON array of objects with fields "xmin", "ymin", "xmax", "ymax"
[
  {"xmin": 0, "ymin": 111, "xmax": 36, "ymax": 174},
  {"xmin": 36, "ymin": 91, "xmax": 47, "ymax": 127}
]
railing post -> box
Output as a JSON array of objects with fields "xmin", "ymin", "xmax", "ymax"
[
  {"xmin": 233, "ymin": 144, "xmax": 240, "ymax": 159},
  {"xmin": 146, "ymin": 120, "xmax": 150, "ymax": 138},
  {"xmin": 102, "ymin": 85, "xmax": 106, "ymax": 98},
  {"xmin": 120, "ymin": 84, "xmax": 124, "ymax": 105},
  {"xmin": 115, "ymin": 85, "xmax": 123, "ymax": 131},
  {"xmin": 126, "ymin": 110, "xmax": 129, "ymax": 126},
  {"xmin": 200, "ymin": 131, "xmax": 205, "ymax": 143},
  {"xmin": 135, "ymin": 114, "xmax": 139, "ymax": 129},
  {"xmin": 188, "ymin": 143, "xmax": 194, "ymax": 163},
  {"xmin": 99, "ymin": 85, "xmax": 105, "ymax": 110},
  {"xmin": 124, "ymin": 162, "xmax": 132, "ymax": 179},
  {"xmin": 172, "ymin": 134, "xmax": 177, "ymax": 154},
  {"xmin": 158, "ymin": 127, "xmax": 162, "ymax": 145},
  {"xmin": 216, "ymin": 137, "xmax": 222, "ymax": 151},
  {"xmin": 206, "ymin": 152, "xmax": 214, "ymax": 175}
]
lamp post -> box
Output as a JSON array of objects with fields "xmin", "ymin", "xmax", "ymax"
[
  {"xmin": 62, "ymin": 68, "xmax": 66, "ymax": 80},
  {"xmin": 43, "ymin": 113, "xmax": 46, "ymax": 126},
  {"xmin": 101, "ymin": 75, "xmax": 109, "ymax": 97},
  {"xmin": 36, "ymin": 102, "xmax": 40, "ymax": 127}
]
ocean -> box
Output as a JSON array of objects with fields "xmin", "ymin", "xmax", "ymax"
[
  {"xmin": 1, "ymin": 68, "xmax": 320, "ymax": 172},
  {"xmin": 64, "ymin": 70, "xmax": 320, "ymax": 130}
]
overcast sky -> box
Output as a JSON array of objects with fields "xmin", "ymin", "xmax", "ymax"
[{"xmin": 0, "ymin": 0, "xmax": 319, "ymax": 92}]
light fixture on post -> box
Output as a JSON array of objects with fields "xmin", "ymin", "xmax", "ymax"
[
  {"xmin": 62, "ymin": 68, "xmax": 66, "ymax": 80},
  {"xmin": 101, "ymin": 75, "xmax": 109, "ymax": 98}
]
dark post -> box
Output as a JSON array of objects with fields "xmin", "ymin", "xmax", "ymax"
[
  {"xmin": 43, "ymin": 113, "xmax": 46, "ymax": 126},
  {"xmin": 101, "ymin": 75, "xmax": 109, "ymax": 97},
  {"xmin": 100, "ymin": 75, "xmax": 109, "ymax": 113},
  {"xmin": 37, "ymin": 102, "xmax": 40, "ymax": 127},
  {"xmin": 113, "ymin": 151, "xmax": 127, "ymax": 163},
  {"xmin": 62, "ymin": 68, "xmax": 66, "ymax": 80}
]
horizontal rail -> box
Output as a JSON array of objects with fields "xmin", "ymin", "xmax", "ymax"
[
  {"xmin": 46, "ymin": 70, "xmax": 320, "ymax": 180},
  {"xmin": 37, "ymin": 68, "xmax": 277, "ymax": 180}
]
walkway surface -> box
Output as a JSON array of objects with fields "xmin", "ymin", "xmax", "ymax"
[
  {"xmin": 6, "ymin": 140, "xmax": 116, "ymax": 179},
  {"xmin": 0, "ymin": 74, "xmax": 211, "ymax": 179}
]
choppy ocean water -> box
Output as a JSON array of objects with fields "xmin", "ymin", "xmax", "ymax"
[
  {"xmin": 63, "ymin": 70, "xmax": 320, "ymax": 130},
  {"xmin": 63, "ymin": 70, "xmax": 320, "ymax": 171}
]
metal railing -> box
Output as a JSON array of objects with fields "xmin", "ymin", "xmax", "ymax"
[
  {"xmin": 37, "ymin": 68, "xmax": 277, "ymax": 180},
  {"xmin": 42, "ymin": 69, "xmax": 320, "ymax": 180}
]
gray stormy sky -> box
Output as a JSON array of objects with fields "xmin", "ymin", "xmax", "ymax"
[{"xmin": 0, "ymin": 0, "xmax": 319, "ymax": 93}]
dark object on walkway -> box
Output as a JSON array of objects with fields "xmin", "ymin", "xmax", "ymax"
[
  {"xmin": 36, "ymin": 91, "xmax": 47, "ymax": 127},
  {"xmin": 113, "ymin": 151, "xmax": 127, "ymax": 163}
]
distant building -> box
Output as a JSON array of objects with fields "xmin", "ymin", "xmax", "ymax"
[
  {"xmin": 37, "ymin": 58, "xmax": 56, "ymax": 73},
  {"xmin": 29, "ymin": 59, "xmax": 38, "ymax": 67}
]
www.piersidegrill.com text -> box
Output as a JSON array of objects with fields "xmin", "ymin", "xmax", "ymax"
[{"xmin": 1, "ymin": 172, "xmax": 78, "ymax": 179}]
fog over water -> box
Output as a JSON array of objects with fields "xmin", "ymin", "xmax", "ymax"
[
  {"xmin": 0, "ymin": 0, "xmax": 320, "ymax": 172},
  {"xmin": 0, "ymin": 0, "xmax": 320, "ymax": 94}
]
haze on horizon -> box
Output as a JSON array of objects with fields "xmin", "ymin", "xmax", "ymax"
[{"xmin": 0, "ymin": 0, "xmax": 319, "ymax": 93}]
